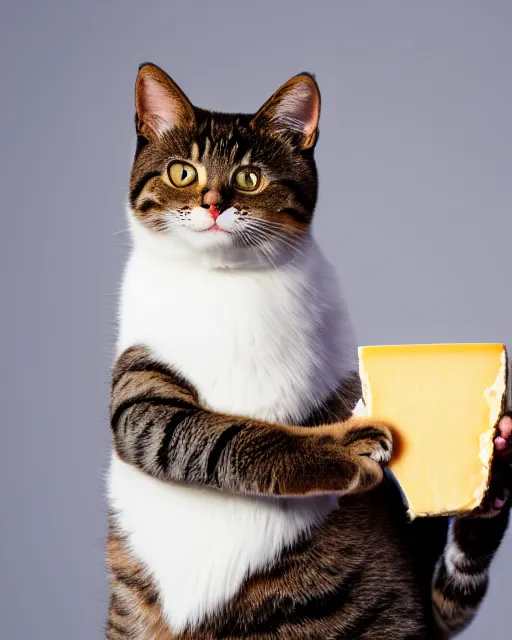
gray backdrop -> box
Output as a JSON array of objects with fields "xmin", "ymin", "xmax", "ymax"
[{"xmin": 1, "ymin": 1, "xmax": 510, "ymax": 638}]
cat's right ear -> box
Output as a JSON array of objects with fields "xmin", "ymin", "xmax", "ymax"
[{"xmin": 135, "ymin": 63, "xmax": 195, "ymax": 140}]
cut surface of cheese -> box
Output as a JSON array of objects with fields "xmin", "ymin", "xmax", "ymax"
[{"xmin": 358, "ymin": 343, "xmax": 508, "ymax": 518}]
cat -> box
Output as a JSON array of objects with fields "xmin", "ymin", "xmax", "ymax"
[{"xmin": 106, "ymin": 63, "xmax": 512, "ymax": 639}]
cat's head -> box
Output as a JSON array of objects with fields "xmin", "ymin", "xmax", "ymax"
[{"xmin": 129, "ymin": 63, "xmax": 320, "ymax": 266}]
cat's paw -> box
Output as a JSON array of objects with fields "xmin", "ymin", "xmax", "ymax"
[
  {"xmin": 487, "ymin": 413, "xmax": 512, "ymax": 514},
  {"xmin": 495, "ymin": 413, "xmax": 512, "ymax": 461},
  {"xmin": 340, "ymin": 419, "xmax": 394, "ymax": 465},
  {"xmin": 320, "ymin": 419, "xmax": 394, "ymax": 494},
  {"xmin": 289, "ymin": 419, "xmax": 394, "ymax": 496},
  {"xmin": 467, "ymin": 413, "xmax": 512, "ymax": 519}
]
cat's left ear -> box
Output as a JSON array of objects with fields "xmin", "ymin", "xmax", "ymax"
[{"xmin": 251, "ymin": 73, "xmax": 321, "ymax": 150}]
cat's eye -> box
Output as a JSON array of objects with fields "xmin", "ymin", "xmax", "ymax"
[
  {"xmin": 168, "ymin": 161, "xmax": 197, "ymax": 187},
  {"xmin": 234, "ymin": 168, "xmax": 260, "ymax": 192}
]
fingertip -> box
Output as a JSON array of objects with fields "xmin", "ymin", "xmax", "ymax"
[
  {"xmin": 494, "ymin": 497, "xmax": 507, "ymax": 510},
  {"xmin": 495, "ymin": 435, "xmax": 507, "ymax": 448},
  {"xmin": 498, "ymin": 415, "xmax": 512, "ymax": 437}
]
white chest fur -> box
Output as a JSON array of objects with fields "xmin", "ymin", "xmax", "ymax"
[{"xmin": 109, "ymin": 235, "xmax": 357, "ymax": 630}]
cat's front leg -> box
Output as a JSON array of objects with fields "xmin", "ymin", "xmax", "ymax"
[
  {"xmin": 110, "ymin": 345, "xmax": 393, "ymax": 498},
  {"xmin": 431, "ymin": 413, "xmax": 512, "ymax": 637}
]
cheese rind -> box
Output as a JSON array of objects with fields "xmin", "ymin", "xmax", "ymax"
[{"xmin": 358, "ymin": 343, "xmax": 508, "ymax": 518}]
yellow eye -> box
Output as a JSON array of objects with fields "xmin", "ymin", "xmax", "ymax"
[
  {"xmin": 234, "ymin": 168, "xmax": 260, "ymax": 191},
  {"xmin": 168, "ymin": 161, "xmax": 197, "ymax": 187}
]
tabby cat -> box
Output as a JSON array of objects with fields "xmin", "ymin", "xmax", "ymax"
[{"xmin": 107, "ymin": 63, "xmax": 512, "ymax": 639}]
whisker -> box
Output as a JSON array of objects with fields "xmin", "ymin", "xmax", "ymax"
[
  {"xmin": 245, "ymin": 222, "xmax": 307, "ymax": 258},
  {"xmin": 247, "ymin": 218, "xmax": 307, "ymax": 243},
  {"xmin": 240, "ymin": 227, "xmax": 281, "ymax": 269},
  {"xmin": 243, "ymin": 228, "xmax": 291, "ymax": 269},
  {"xmin": 249, "ymin": 218, "xmax": 306, "ymax": 236}
]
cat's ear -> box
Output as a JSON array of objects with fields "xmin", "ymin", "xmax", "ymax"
[
  {"xmin": 135, "ymin": 63, "xmax": 195, "ymax": 140},
  {"xmin": 251, "ymin": 74, "xmax": 321, "ymax": 149}
]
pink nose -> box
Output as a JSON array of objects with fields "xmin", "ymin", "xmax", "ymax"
[
  {"xmin": 203, "ymin": 189, "xmax": 221, "ymax": 205},
  {"xmin": 208, "ymin": 205, "xmax": 220, "ymax": 220}
]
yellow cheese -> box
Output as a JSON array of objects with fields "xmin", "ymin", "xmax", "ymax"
[{"xmin": 358, "ymin": 343, "xmax": 508, "ymax": 518}]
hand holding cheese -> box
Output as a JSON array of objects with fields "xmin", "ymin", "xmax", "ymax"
[{"xmin": 358, "ymin": 343, "xmax": 509, "ymax": 518}]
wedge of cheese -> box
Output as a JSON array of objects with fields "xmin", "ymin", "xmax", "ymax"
[{"xmin": 358, "ymin": 343, "xmax": 508, "ymax": 518}]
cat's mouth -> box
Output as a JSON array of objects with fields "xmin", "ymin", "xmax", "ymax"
[
  {"xmin": 197, "ymin": 223, "xmax": 229, "ymax": 233},
  {"xmin": 196, "ymin": 207, "xmax": 238, "ymax": 234}
]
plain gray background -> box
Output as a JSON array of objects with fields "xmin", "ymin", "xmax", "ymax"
[{"xmin": 1, "ymin": 1, "xmax": 510, "ymax": 638}]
